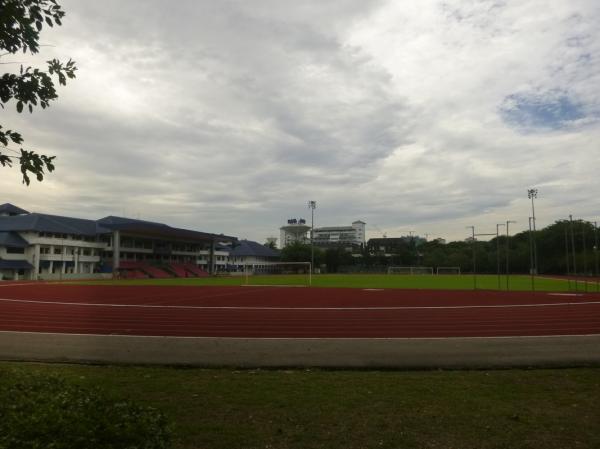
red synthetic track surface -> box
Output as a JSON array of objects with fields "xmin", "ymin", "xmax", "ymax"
[{"xmin": 1, "ymin": 283, "xmax": 600, "ymax": 338}]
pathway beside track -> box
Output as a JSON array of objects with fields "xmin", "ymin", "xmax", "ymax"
[{"xmin": 1, "ymin": 283, "xmax": 600, "ymax": 367}]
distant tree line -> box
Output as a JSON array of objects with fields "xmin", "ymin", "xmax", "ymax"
[{"xmin": 279, "ymin": 220, "xmax": 600, "ymax": 275}]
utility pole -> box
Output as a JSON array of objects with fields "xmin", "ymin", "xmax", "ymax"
[
  {"xmin": 582, "ymin": 221, "xmax": 588, "ymax": 292},
  {"xmin": 594, "ymin": 221, "xmax": 599, "ymax": 293},
  {"xmin": 570, "ymin": 215, "xmax": 577, "ymax": 292},
  {"xmin": 565, "ymin": 224, "xmax": 571, "ymax": 292},
  {"xmin": 467, "ymin": 226, "xmax": 476, "ymax": 290},
  {"xmin": 308, "ymin": 201, "xmax": 316, "ymax": 275},
  {"xmin": 496, "ymin": 223, "xmax": 505, "ymax": 290},
  {"xmin": 528, "ymin": 189, "xmax": 539, "ymax": 275},
  {"xmin": 505, "ymin": 220, "xmax": 516, "ymax": 291},
  {"xmin": 465, "ymin": 227, "xmax": 496, "ymax": 290}
]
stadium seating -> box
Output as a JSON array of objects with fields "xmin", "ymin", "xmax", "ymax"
[
  {"xmin": 141, "ymin": 265, "xmax": 172, "ymax": 279},
  {"xmin": 182, "ymin": 263, "xmax": 209, "ymax": 277},
  {"xmin": 121, "ymin": 269, "xmax": 148, "ymax": 279},
  {"xmin": 168, "ymin": 263, "xmax": 188, "ymax": 277},
  {"xmin": 118, "ymin": 261, "xmax": 173, "ymax": 278}
]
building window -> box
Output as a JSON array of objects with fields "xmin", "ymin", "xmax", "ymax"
[{"xmin": 54, "ymin": 247, "xmax": 62, "ymax": 255}]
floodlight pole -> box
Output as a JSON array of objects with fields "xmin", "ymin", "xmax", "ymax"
[
  {"xmin": 594, "ymin": 221, "xmax": 599, "ymax": 293},
  {"xmin": 308, "ymin": 200, "xmax": 316, "ymax": 275},
  {"xmin": 582, "ymin": 221, "xmax": 588, "ymax": 292},
  {"xmin": 467, "ymin": 226, "xmax": 476, "ymax": 290},
  {"xmin": 565, "ymin": 223, "xmax": 571, "ymax": 291},
  {"xmin": 496, "ymin": 223, "xmax": 505, "ymax": 289},
  {"xmin": 570, "ymin": 215, "xmax": 577, "ymax": 291},
  {"xmin": 528, "ymin": 189, "xmax": 539, "ymax": 275},
  {"xmin": 528, "ymin": 217, "xmax": 535, "ymax": 292},
  {"xmin": 505, "ymin": 220, "xmax": 516, "ymax": 291}
]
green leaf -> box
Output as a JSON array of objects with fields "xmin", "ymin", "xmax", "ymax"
[{"xmin": 16, "ymin": 101, "xmax": 23, "ymax": 113}]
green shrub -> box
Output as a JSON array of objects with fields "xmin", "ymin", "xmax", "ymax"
[{"xmin": 0, "ymin": 370, "xmax": 170, "ymax": 449}]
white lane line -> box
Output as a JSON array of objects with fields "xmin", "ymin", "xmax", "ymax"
[
  {"xmin": 2, "ymin": 297, "xmax": 600, "ymax": 311},
  {"xmin": 0, "ymin": 283, "xmax": 43, "ymax": 287}
]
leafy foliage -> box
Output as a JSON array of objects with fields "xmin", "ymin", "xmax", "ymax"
[
  {"xmin": 0, "ymin": 370, "xmax": 171, "ymax": 449},
  {"xmin": 0, "ymin": 0, "xmax": 77, "ymax": 184}
]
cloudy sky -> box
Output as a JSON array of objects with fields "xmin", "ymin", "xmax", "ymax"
[{"xmin": 2, "ymin": 0, "xmax": 599, "ymax": 243}]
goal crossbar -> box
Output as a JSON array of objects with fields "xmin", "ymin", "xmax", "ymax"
[
  {"xmin": 387, "ymin": 266, "xmax": 433, "ymax": 275},
  {"xmin": 436, "ymin": 266, "xmax": 461, "ymax": 275},
  {"xmin": 243, "ymin": 262, "xmax": 312, "ymax": 286}
]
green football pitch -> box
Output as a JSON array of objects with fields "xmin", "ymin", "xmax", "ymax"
[{"xmin": 76, "ymin": 274, "xmax": 594, "ymax": 292}]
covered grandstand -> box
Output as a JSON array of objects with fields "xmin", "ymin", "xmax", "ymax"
[{"xmin": 0, "ymin": 203, "xmax": 236, "ymax": 280}]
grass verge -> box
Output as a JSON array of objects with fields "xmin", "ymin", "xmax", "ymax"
[
  {"xmin": 2, "ymin": 362, "xmax": 599, "ymax": 449},
  {"xmin": 73, "ymin": 274, "xmax": 578, "ymax": 292}
]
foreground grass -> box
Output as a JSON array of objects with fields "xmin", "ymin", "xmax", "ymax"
[
  {"xmin": 2, "ymin": 362, "xmax": 599, "ymax": 449},
  {"xmin": 76, "ymin": 274, "xmax": 577, "ymax": 292}
]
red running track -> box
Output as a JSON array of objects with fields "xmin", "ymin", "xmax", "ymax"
[{"xmin": 1, "ymin": 283, "xmax": 600, "ymax": 338}]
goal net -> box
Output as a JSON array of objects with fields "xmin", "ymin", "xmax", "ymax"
[
  {"xmin": 387, "ymin": 266, "xmax": 434, "ymax": 275},
  {"xmin": 243, "ymin": 262, "xmax": 312, "ymax": 286},
  {"xmin": 436, "ymin": 266, "xmax": 461, "ymax": 275}
]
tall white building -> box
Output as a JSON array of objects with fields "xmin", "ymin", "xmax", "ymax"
[
  {"xmin": 279, "ymin": 218, "xmax": 310, "ymax": 248},
  {"xmin": 313, "ymin": 221, "xmax": 366, "ymax": 247}
]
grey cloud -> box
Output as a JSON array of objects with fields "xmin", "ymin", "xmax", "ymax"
[{"xmin": 3, "ymin": 0, "xmax": 600, "ymax": 243}]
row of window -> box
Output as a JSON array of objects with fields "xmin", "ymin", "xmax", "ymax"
[
  {"xmin": 39, "ymin": 246, "xmax": 97, "ymax": 256},
  {"xmin": 38, "ymin": 232, "xmax": 97, "ymax": 242}
]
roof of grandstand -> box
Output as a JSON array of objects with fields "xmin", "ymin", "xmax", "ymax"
[
  {"xmin": 0, "ymin": 203, "xmax": 30, "ymax": 215},
  {"xmin": 230, "ymin": 240, "xmax": 280, "ymax": 258},
  {"xmin": 0, "ymin": 231, "xmax": 29, "ymax": 248},
  {"xmin": 0, "ymin": 259, "xmax": 33, "ymax": 269},
  {"xmin": 0, "ymin": 213, "xmax": 108, "ymax": 236},
  {"xmin": 97, "ymin": 216, "xmax": 237, "ymax": 243}
]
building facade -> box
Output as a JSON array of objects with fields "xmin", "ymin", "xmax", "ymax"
[
  {"xmin": 0, "ymin": 203, "xmax": 236, "ymax": 280},
  {"xmin": 279, "ymin": 218, "xmax": 310, "ymax": 248},
  {"xmin": 312, "ymin": 220, "xmax": 366, "ymax": 249}
]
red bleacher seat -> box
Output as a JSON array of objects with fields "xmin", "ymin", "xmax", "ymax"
[
  {"xmin": 141, "ymin": 265, "xmax": 172, "ymax": 279},
  {"xmin": 182, "ymin": 263, "xmax": 209, "ymax": 277},
  {"xmin": 168, "ymin": 263, "xmax": 188, "ymax": 278}
]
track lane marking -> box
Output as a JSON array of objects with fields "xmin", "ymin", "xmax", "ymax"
[{"xmin": 2, "ymin": 297, "xmax": 600, "ymax": 310}]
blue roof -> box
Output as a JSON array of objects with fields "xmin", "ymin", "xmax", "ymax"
[
  {"xmin": 0, "ymin": 203, "xmax": 29, "ymax": 215},
  {"xmin": 97, "ymin": 216, "xmax": 236, "ymax": 242},
  {"xmin": 230, "ymin": 240, "xmax": 280, "ymax": 258},
  {"xmin": 0, "ymin": 210, "xmax": 237, "ymax": 243},
  {"xmin": 0, "ymin": 259, "xmax": 33, "ymax": 269},
  {"xmin": 0, "ymin": 231, "xmax": 29, "ymax": 248},
  {"xmin": 0, "ymin": 213, "xmax": 108, "ymax": 236}
]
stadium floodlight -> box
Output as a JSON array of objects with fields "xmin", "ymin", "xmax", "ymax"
[
  {"xmin": 527, "ymin": 189, "xmax": 539, "ymax": 275},
  {"xmin": 496, "ymin": 223, "xmax": 505, "ymax": 289},
  {"xmin": 308, "ymin": 201, "xmax": 316, "ymax": 274},
  {"xmin": 505, "ymin": 220, "xmax": 516, "ymax": 291}
]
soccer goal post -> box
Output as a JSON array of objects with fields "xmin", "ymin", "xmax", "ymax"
[
  {"xmin": 436, "ymin": 266, "xmax": 461, "ymax": 275},
  {"xmin": 387, "ymin": 266, "xmax": 434, "ymax": 275},
  {"xmin": 243, "ymin": 262, "xmax": 312, "ymax": 286}
]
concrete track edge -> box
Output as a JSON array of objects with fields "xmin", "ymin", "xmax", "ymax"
[{"xmin": 2, "ymin": 331, "xmax": 600, "ymax": 368}]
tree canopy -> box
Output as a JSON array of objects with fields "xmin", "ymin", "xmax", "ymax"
[{"xmin": 0, "ymin": 0, "xmax": 76, "ymax": 184}]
